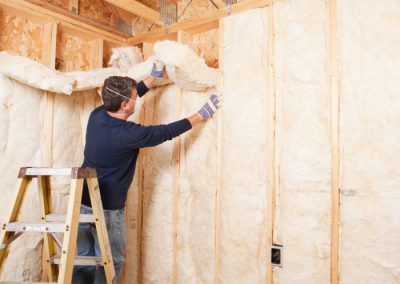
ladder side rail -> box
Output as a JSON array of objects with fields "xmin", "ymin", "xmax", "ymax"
[
  {"xmin": 0, "ymin": 174, "xmax": 31, "ymax": 270},
  {"xmin": 57, "ymin": 178, "xmax": 84, "ymax": 284},
  {"xmin": 87, "ymin": 177, "xmax": 117, "ymax": 284}
]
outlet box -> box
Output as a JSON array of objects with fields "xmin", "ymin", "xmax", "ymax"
[{"xmin": 271, "ymin": 244, "xmax": 282, "ymax": 267}]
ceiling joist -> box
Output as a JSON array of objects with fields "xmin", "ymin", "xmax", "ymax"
[
  {"xmin": 128, "ymin": 0, "xmax": 272, "ymax": 45},
  {"xmin": 0, "ymin": 0, "xmax": 128, "ymax": 45},
  {"xmin": 105, "ymin": 0, "xmax": 164, "ymax": 26}
]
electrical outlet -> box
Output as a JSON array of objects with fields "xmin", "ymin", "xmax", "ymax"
[{"xmin": 271, "ymin": 244, "xmax": 282, "ymax": 267}]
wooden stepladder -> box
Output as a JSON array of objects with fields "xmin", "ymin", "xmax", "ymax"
[{"xmin": 0, "ymin": 167, "xmax": 116, "ymax": 284}]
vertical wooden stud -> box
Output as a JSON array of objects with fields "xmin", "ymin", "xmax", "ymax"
[
  {"xmin": 171, "ymin": 31, "xmax": 190, "ymax": 284},
  {"xmin": 266, "ymin": 2, "xmax": 276, "ymax": 284},
  {"xmin": 41, "ymin": 22, "xmax": 57, "ymax": 280},
  {"xmin": 142, "ymin": 42, "xmax": 154, "ymax": 59},
  {"xmin": 215, "ymin": 18, "xmax": 224, "ymax": 284},
  {"xmin": 89, "ymin": 38, "xmax": 104, "ymax": 108},
  {"xmin": 42, "ymin": 22, "xmax": 58, "ymax": 167},
  {"xmin": 329, "ymin": 0, "xmax": 340, "ymax": 283},
  {"xmin": 89, "ymin": 38, "xmax": 104, "ymax": 70},
  {"xmin": 136, "ymin": 42, "xmax": 154, "ymax": 284},
  {"xmin": 69, "ymin": 0, "xmax": 79, "ymax": 14}
]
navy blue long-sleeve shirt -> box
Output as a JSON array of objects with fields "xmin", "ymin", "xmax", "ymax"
[{"xmin": 81, "ymin": 82, "xmax": 192, "ymax": 210}]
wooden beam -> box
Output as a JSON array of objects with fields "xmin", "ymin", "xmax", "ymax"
[
  {"xmin": 172, "ymin": 31, "xmax": 189, "ymax": 284},
  {"xmin": 215, "ymin": 18, "xmax": 224, "ymax": 284},
  {"xmin": 41, "ymin": 22, "xmax": 57, "ymax": 168},
  {"xmin": 136, "ymin": 42, "xmax": 153, "ymax": 284},
  {"xmin": 266, "ymin": 3, "xmax": 276, "ymax": 284},
  {"xmin": 68, "ymin": 0, "xmax": 79, "ymax": 14},
  {"xmin": 0, "ymin": 0, "xmax": 127, "ymax": 45},
  {"xmin": 329, "ymin": 0, "xmax": 340, "ymax": 283},
  {"xmin": 128, "ymin": 0, "xmax": 272, "ymax": 45},
  {"xmin": 89, "ymin": 38, "xmax": 104, "ymax": 107},
  {"xmin": 89, "ymin": 38, "xmax": 104, "ymax": 69},
  {"xmin": 105, "ymin": 0, "xmax": 163, "ymax": 26}
]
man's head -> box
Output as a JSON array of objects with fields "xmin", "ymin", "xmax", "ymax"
[{"xmin": 102, "ymin": 76, "xmax": 137, "ymax": 113}]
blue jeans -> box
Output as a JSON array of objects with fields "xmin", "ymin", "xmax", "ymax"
[{"xmin": 72, "ymin": 205, "xmax": 126, "ymax": 284}]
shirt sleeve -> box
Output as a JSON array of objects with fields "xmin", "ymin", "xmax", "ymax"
[
  {"xmin": 137, "ymin": 80, "xmax": 150, "ymax": 97},
  {"xmin": 125, "ymin": 119, "xmax": 192, "ymax": 149}
]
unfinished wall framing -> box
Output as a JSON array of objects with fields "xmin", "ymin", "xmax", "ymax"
[{"xmin": 0, "ymin": 0, "xmax": 400, "ymax": 283}]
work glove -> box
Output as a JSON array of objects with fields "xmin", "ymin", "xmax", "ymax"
[
  {"xmin": 150, "ymin": 59, "xmax": 165, "ymax": 78},
  {"xmin": 197, "ymin": 94, "xmax": 221, "ymax": 120}
]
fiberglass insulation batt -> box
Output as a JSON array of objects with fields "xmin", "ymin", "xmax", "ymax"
[
  {"xmin": 0, "ymin": 74, "xmax": 97, "ymax": 281},
  {"xmin": 337, "ymin": 0, "xmax": 400, "ymax": 283},
  {"xmin": 273, "ymin": 1, "xmax": 331, "ymax": 283}
]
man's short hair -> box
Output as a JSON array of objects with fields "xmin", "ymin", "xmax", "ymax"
[{"xmin": 102, "ymin": 76, "xmax": 137, "ymax": 112}]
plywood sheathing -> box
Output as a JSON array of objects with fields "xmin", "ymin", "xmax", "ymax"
[
  {"xmin": 0, "ymin": 13, "xmax": 43, "ymax": 61},
  {"xmin": 177, "ymin": 0, "xmax": 219, "ymax": 68},
  {"xmin": 338, "ymin": 1, "xmax": 400, "ymax": 283},
  {"xmin": 56, "ymin": 32, "xmax": 91, "ymax": 72},
  {"xmin": 44, "ymin": 0, "xmax": 69, "ymax": 9},
  {"xmin": 79, "ymin": 0, "xmax": 113, "ymax": 27},
  {"xmin": 46, "ymin": 0, "xmax": 114, "ymax": 27}
]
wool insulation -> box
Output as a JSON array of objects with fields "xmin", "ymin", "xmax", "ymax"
[
  {"xmin": 0, "ymin": 74, "xmax": 45, "ymax": 281},
  {"xmin": 0, "ymin": 1, "xmax": 399, "ymax": 283},
  {"xmin": 337, "ymin": 0, "xmax": 400, "ymax": 283},
  {"xmin": 0, "ymin": 74, "xmax": 97, "ymax": 281},
  {"xmin": 0, "ymin": 52, "xmax": 74, "ymax": 95},
  {"xmin": 273, "ymin": 1, "xmax": 332, "ymax": 283},
  {"xmin": 219, "ymin": 8, "xmax": 269, "ymax": 284}
]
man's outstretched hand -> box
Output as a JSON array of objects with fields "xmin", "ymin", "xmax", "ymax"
[
  {"xmin": 150, "ymin": 59, "xmax": 165, "ymax": 78},
  {"xmin": 197, "ymin": 94, "xmax": 221, "ymax": 120}
]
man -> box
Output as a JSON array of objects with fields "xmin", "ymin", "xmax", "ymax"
[{"xmin": 72, "ymin": 61, "xmax": 220, "ymax": 283}]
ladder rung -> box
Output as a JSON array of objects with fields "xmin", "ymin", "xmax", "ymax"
[
  {"xmin": 46, "ymin": 213, "xmax": 95, "ymax": 223},
  {"xmin": 25, "ymin": 167, "xmax": 73, "ymax": 176},
  {"xmin": 0, "ymin": 281, "xmax": 57, "ymax": 284},
  {"xmin": 18, "ymin": 167, "xmax": 97, "ymax": 178},
  {"xmin": 51, "ymin": 255, "xmax": 103, "ymax": 266},
  {"xmin": 5, "ymin": 222, "xmax": 66, "ymax": 233}
]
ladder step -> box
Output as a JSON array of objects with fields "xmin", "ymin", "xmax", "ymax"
[
  {"xmin": 18, "ymin": 167, "xmax": 97, "ymax": 178},
  {"xmin": 5, "ymin": 222, "xmax": 66, "ymax": 233},
  {"xmin": 0, "ymin": 282, "xmax": 57, "ymax": 283},
  {"xmin": 46, "ymin": 213, "xmax": 95, "ymax": 223},
  {"xmin": 51, "ymin": 255, "xmax": 103, "ymax": 266},
  {"xmin": 25, "ymin": 167, "xmax": 73, "ymax": 176}
]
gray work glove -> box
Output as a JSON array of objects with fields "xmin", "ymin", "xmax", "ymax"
[
  {"xmin": 150, "ymin": 59, "xmax": 165, "ymax": 78},
  {"xmin": 197, "ymin": 94, "xmax": 221, "ymax": 120}
]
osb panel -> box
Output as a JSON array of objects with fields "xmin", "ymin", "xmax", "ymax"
[
  {"xmin": 178, "ymin": 0, "xmax": 216, "ymax": 21},
  {"xmin": 132, "ymin": 17, "xmax": 156, "ymax": 36},
  {"xmin": 0, "ymin": 13, "xmax": 43, "ymax": 61},
  {"xmin": 46, "ymin": 0, "xmax": 113, "ymax": 27},
  {"xmin": 79, "ymin": 0, "xmax": 113, "ymax": 27},
  {"xmin": 187, "ymin": 30, "xmax": 219, "ymax": 68},
  {"xmin": 44, "ymin": 0, "xmax": 69, "ymax": 9},
  {"xmin": 56, "ymin": 33, "xmax": 91, "ymax": 72}
]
